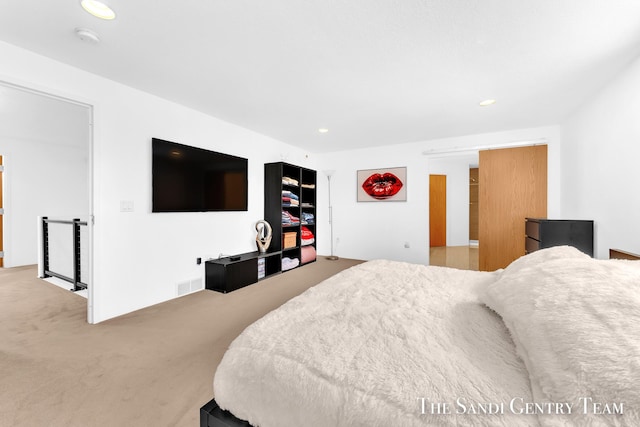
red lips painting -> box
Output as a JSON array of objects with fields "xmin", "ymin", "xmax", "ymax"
[{"xmin": 357, "ymin": 167, "xmax": 407, "ymax": 202}]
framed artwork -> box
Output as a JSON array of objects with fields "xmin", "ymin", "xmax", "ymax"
[{"xmin": 357, "ymin": 167, "xmax": 407, "ymax": 202}]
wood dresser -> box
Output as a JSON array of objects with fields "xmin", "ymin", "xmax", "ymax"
[{"xmin": 609, "ymin": 249, "xmax": 640, "ymax": 260}]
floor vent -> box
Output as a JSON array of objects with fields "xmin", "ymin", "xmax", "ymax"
[
  {"xmin": 177, "ymin": 281, "xmax": 191, "ymax": 296},
  {"xmin": 177, "ymin": 277, "xmax": 204, "ymax": 296}
]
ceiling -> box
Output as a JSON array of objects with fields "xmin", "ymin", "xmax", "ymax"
[{"xmin": 2, "ymin": 0, "xmax": 640, "ymax": 153}]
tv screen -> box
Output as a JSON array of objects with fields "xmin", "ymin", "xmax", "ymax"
[{"xmin": 152, "ymin": 138, "xmax": 248, "ymax": 212}]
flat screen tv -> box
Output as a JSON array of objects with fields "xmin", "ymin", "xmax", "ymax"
[{"xmin": 152, "ymin": 138, "xmax": 248, "ymax": 212}]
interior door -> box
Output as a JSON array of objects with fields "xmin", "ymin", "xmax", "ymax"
[
  {"xmin": 479, "ymin": 145, "xmax": 547, "ymax": 271},
  {"xmin": 429, "ymin": 174, "xmax": 447, "ymax": 247}
]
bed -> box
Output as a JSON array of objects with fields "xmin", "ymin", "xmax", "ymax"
[{"xmin": 201, "ymin": 246, "xmax": 640, "ymax": 427}]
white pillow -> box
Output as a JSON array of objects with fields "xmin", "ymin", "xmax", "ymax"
[
  {"xmin": 500, "ymin": 245, "xmax": 590, "ymax": 276},
  {"xmin": 481, "ymin": 255, "xmax": 640, "ymax": 426}
]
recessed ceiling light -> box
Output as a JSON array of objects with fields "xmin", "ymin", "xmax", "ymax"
[
  {"xmin": 479, "ymin": 99, "xmax": 496, "ymax": 107},
  {"xmin": 80, "ymin": 0, "xmax": 116, "ymax": 20},
  {"xmin": 318, "ymin": 128, "xmax": 329, "ymax": 133}
]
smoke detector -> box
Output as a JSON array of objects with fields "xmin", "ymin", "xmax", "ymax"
[{"xmin": 75, "ymin": 28, "xmax": 101, "ymax": 44}]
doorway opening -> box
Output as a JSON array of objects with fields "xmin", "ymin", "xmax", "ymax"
[
  {"xmin": 428, "ymin": 153, "xmax": 479, "ymax": 271},
  {"xmin": 0, "ymin": 80, "xmax": 93, "ymax": 322},
  {"xmin": 427, "ymin": 142, "xmax": 548, "ymax": 272}
]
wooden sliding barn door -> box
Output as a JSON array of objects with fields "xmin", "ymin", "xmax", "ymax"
[{"xmin": 479, "ymin": 145, "xmax": 547, "ymax": 271}]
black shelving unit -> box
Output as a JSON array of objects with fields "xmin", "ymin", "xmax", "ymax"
[{"xmin": 264, "ymin": 162, "xmax": 317, "ymax": 272}]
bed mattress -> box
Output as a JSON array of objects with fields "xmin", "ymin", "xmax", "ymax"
[{"xmin": 213, "ymin": 259, "xmax": 534, "ymax": 427}]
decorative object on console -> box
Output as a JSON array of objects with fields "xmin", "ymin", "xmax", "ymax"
[
  {"xmin": 255, "ymin": 220, "xmax": 272, "ymax": 253},
  {"xmin": 357, "ymin": 167, "xmax": 407, "ymax": 202}
]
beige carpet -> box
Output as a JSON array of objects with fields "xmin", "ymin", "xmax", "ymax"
[{"xmin": 0, "ymin": 258, "xmax": 362, "ymax": 427}]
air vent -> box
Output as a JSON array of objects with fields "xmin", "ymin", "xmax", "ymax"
[
  {"xmin": 176, "ymin": 277, "xmax": 204, "ymax": 296},
  {"xmin": 176, "ymin": 281, "xmax": 190, "ymax": 296}
]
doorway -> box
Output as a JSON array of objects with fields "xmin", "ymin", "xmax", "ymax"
[
  {"xmin": 427, "ymin": 144, "xmax": 547, "ymax": 271},
  {"xmin": 0, "ymin": 80, "xmax": 93, "ymax": 322},
  {"xmin": 429, "ymin": 174, "xmax": 446, "ymax": 247},
  {"xmin": 428, "ymin": 154, "xmax": 479, "ymax": 270}
]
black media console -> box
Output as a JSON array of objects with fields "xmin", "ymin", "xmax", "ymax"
[{"xmin": 205, "ymin": 251, "xmax": 281, "ymax": 293}]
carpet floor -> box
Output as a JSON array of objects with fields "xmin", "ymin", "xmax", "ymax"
[{"xmin": 0, "ymin": 258, "xmax": 362, "ymax": 427}]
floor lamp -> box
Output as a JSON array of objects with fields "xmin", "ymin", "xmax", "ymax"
[{"xmin": 324, "ymin": 170, "xmax": 339, "ymax": 260}]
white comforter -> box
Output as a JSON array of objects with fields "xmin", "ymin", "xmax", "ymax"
[
  {"xmin": 214, "ymin": 247, "xmax": 640, "ymax": 426},
  {"xmin": 214, "ymin": 259, "xmax": 534, "ymax": 427}
]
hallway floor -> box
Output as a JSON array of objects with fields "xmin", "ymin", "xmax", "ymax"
[{"xmin": 429, "ymin": 245, "xmax": 479, "ymax": 271}]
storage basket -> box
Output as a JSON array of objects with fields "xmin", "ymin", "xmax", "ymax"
[{"xmin": 283, "ymin": 232, "xmax": 297, "ymax": 249}]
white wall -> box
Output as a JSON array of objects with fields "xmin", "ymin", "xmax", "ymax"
[
  {"xmin": 0, "ymin": 41, "xmax": 315, "ymax": 322},
  {"xmin": 428, "ymin": 153, "xmax": 478, "ymax": 246},
  {"xmin": 0, "ymin": 38, "xmax": 568, "ymax": 322},
  {"xmin": 562, "ymin": 55, "xmax": 640, "ymax": 258},
  {"xmin": 4, "ymin": 139, "xmax": 89, "ymax": 266},
  {"xmin": 316, "ymin": 125, "xmax": 563, "ymax": 264}
]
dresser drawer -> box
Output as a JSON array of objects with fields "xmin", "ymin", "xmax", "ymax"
[
  {"xmin": 525, "ymin": 219, "xmax": 540, "ymax": 240},
  {"xmin": 525, "ymin": 236, "xmax": 540, "ymax": 254}
]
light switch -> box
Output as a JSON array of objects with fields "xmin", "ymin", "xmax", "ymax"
[{"xmin": 120, "ymin": 201, "xmax": 134, "ymax": 212}]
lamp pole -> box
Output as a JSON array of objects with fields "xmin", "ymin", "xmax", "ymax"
[{"xmin": 324, "ymin": 170, "xmax": 338, "ymax": 260}]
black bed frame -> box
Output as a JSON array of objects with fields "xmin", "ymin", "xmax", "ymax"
[{"xmin": 200, "ymin": 398, "xmax": 252, "ymax": 427}]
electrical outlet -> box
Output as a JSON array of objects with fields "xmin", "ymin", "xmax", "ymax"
[{"xmin": 196, "ymin": 257, "xmax": 202, "ymax": 265}]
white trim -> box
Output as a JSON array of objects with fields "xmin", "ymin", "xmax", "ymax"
[
  {"xmin": 86, "ymin": 103, "xmax": 95, "ymax": 325},
  {"xmin": 0, "ymin": 78, "xmax": 92, "ymax": 109},
  {"xmin": 422, "ymin": 138, "xmax": 548, "ymax": 157}
]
